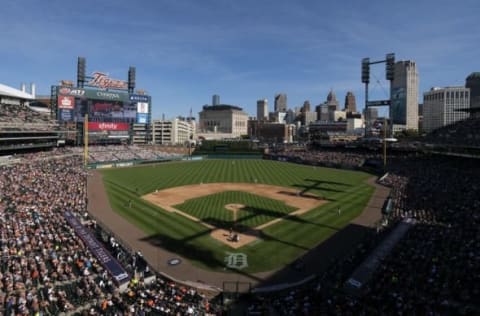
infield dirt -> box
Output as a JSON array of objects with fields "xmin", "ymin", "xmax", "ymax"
[{"xmin": 143, "ymin": 183, "xmax": 325, "ymax": 248}]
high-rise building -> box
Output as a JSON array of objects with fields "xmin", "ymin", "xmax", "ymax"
[
  {"xmin": 390, "ymin": 60, "xmax": 419, "ymax": 131},
  {"xmin": 344, "ymin": 91, "xmax": 356, "ymax": 113},
  {"xmin": 423, "ymin": 87, "xmax": 470, "ymax": 133},
  {"xmin": 466, "ymin": 72, "xmax": 480, "ymax": 117},
  {"xmin": 326, "ymin": 90, "xmax": 339, "ymax": 112},
  {"xmin": 302, "ymin": 100, "xmax": 311, "ymax": 112},
  {"xmin": 274, "ymin": 93, "xmax": 287, "ymax": 112},
  {"xmin": 256, "ymin": 99, "xmax": 268, "ymax": 121},
  {"xmin": 212, "ymin": 94, "xmax": 220, "ymax": 106}
]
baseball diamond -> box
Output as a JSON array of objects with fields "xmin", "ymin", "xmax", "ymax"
[{"xmin": 89, "ymin": 158, "xmax": 383, "ymax": 288}]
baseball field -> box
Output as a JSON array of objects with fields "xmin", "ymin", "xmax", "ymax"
[{"xmin": 100, "ymin": 159, "xmax": 374, "ymax": 274}]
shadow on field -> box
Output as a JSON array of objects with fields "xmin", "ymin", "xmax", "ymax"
[
  {"xmin": 201, "ymin": 206, "xmax": 338, "ymax": 232},
  {"xmin": 139, "ymin": 231, "xmax": 265, "ymax": 283},
  {"xmin": 291, "ymin": 178, "xmax": 352, "ymax": 196},
  {"xmin": 141, "ymin": 231, "xmax": 224, "ymax": 268},
  {"xmin": 254, "ymin": 223, "xmax": 376, "ymax": 288},
  {"xmin": 277, "ymin": 191, "xmax": 322, "ymax": 200}
]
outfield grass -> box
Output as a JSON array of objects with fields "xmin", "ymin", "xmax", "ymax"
[{"xmin": 100, "ymin": 159, "xmax": 374, "ymax": 273}]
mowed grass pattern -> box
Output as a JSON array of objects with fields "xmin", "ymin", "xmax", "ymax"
[
  {"xmin": 174, "ymin": 191, "xmax": 297, "ymax": 229},
  {"xmin": 101, "ymin": 159, "xmax": 374, "ymax": 273}
]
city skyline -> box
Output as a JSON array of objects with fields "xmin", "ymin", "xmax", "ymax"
[{"xmin": 0, "ymin": 0, "xmax": 478, "ymax": 120}]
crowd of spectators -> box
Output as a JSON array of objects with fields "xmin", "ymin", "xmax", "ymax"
[
  {"xmin": 83, "ymin": 145, "xmax": 184, "ymax": 163},
  {"xmin": 247, "ymin": 153, "xmax": 479, "ymax": 315},
  {"xmin": 425, "ymin": 117, "xmax": 480, "ymax": 147},
  {"xmin": 2, "ymin": 118, "xmax": 479, "ymax": 315},
  {"xmin": 0, "ymin": 103, "xmax": 58, "ymax": 131},
  {"xmin": 0, "ymin": 155, "xmax": 221, "ymax": 315},
  {"xmin": 267, "ymin": 148, "xmax": 383, "ymax": 169}
]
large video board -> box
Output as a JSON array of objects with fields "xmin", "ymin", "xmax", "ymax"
[{"xmin": 56, "ymin": 87, "xmax": 150, "ymax": 125}]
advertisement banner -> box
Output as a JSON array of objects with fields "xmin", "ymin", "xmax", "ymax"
[
  {"xmin": 136, "ymin": 113, "xmax": 148, "ymax": 124},
  {"xmin": 58, "ymin": 95, "xmax": 75, "ymax": 109},
  {"xmin": 137, "ymin": 102, "xmax": 149, "ymax": 114},
  {"xmin": 64, "ymin": 211, "xmax": 129, "ymax": 284},
  {"xmin": 59, "ymin": 109, "xmax": 73, "ymax": 121},
  {"xmin": 129, "ymin": 94, "xmax": 149, "ymax": 102},
  {"xmin": 58, "ymin": 86, "xmax": 85, "ymax": 97},
  {"xmin": 88, "ymin": 122, "xmax": 130, "ymax": 131},
  {"xmin": 391, "ymin": 87, "xmax": 406, "ymax": 125},
  {"xmin": 58, "ymin": 86, "xmax": 130, "ymax": 102}
]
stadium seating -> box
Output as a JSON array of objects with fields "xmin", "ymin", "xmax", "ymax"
[
  {"xmin": 247, "ymin": 153, "xmax": 480, "ymax": 315},
  {"xmin": 0, "ymin": 103, "xmax": 59, "ymax": 131},
  {"xmin": 425, "ymin": 117, "xmax": 480, "ymax": 147},
  {"xmin": 0, "ymin": 155, "xmax": 220, "ymax": 315}
]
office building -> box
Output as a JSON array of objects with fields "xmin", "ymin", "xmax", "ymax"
[
  {"xmin": 390, "ymin": 60, "xmax": 419, "ymax": 131},
  {"xmin": 326, "ymin": 90, "xmax": 339, "ymax": 112},
  {"xmin": 344, "ymin": 91, "xmax": 357, "ymax": 113},
  {"xmin": 151, "ymin": 118, "xmax": 195, "ymax": 145},
  {"xmin": 302, "ymin": 100, "xmax": 311, "ymax": 112},
  {"xmin": 198, "ymin": 104, "xmax": 248, "ymax": 137},
  {"xmin": 423, "ymin": 87, "xmax": 470, "ymax": 133},
  {"xmin": 274, "ymin": 93, "xmax": 287, "ymax": 112},
  {"xmin": 257, "ymin": 99, "xmax": 268, "ymax": 121}
]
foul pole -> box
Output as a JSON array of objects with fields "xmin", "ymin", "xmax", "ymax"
[{"xmin": 84, "ymin": 114, "xmax": 89, "ymax": 167}]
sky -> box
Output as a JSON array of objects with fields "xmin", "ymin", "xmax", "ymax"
[{"xmin": 1, "ymin": 0, "xmax": 479, "ymax": 120}]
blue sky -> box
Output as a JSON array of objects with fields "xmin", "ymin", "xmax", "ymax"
[{"xmin": 1, "ymin": 0, "xmax": 478, "ymax": 119}]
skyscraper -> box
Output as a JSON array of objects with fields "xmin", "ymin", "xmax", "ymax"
[
  {"xmin": 344, "ymin": 91, "xmax": 356, "ymax": 113},
  {"xmin": 390, "ymin": 61, "xmax": 419, "ymax": 130},
  {"xmin": 326, "ymin": 90, "xmax": 339, "ymax": 112},
  {"xmin": 302, "ymin": 100, "xmax": 311, "ymax": 112},
  {"xmin": 274, "ymin": 93, "xmax": 287, "ymax": 112},
  {"xmin": 257, "ymin": 99, "xmax": 268, "ymax": 121},
  {"xmin": 212, "ymin": 94, "xmax": 220, "ymax": 106}
]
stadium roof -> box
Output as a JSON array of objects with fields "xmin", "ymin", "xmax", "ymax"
[{"xmin": 0, "ymin": 83, "xmax": 34, "ymax": 100}]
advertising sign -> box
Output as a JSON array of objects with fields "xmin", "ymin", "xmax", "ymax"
[
  {"xmin": 58, "ymin": 87, "xmax": 85, "ymax": 97},
  {"xmin": 88, "ymin": 122, "xmax": 130, "ymax": 131},
  {"xmin": 137, "ymin": 102, "xmax": 149, "ymax": 114},
  {"xmin": 58, "ymin": 95, "xmax": 75, "ymax": 109},
  {"xmin": 59, "ymin": 109, "xmax": 73, "ymax": 121},
  {"xmin": 391, "ymin": 87, "xmax": 406, "ymax": 125},
  {"xmin": 87, "ymin": 72, "xmax": 128, "ymax": 90},
  {"xmin": 136, "ymin": 113, "xmax": 148, "ymax": 124},
  {"xmin": 129, "ymin": 94, "xmax": 149, "ymax": 102},
  {"xmin": 58, "ymin": 86, "xmax": 130, "ymax": 102},
  {"xmin": 64, "ymin": 211, "xmax": 129, "ymax": 284}
]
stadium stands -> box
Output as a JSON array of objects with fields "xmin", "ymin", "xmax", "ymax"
[
  {"xmin": 0, "ymin": 103, "xmax": 58, "ymax": 131},
  {"xmin": 247, "ymin": 153, "xmax": 480, "ymax": 315},
  {"xmin": 0, "ymin": 155, "xmax": 220, "ymax": 315},
  {"xmin": 1, "ymin": 103, "xmax": 479, "ymax": 315},
  {"xmin": 425, "ymin": 117, "xmax": 480, "ymax": 147}
]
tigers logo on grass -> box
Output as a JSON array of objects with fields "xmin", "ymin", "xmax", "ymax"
[{"xmin": 224, "ymin": 252, "xmax": 248, "ymax": 269}]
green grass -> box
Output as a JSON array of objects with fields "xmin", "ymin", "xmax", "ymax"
[
  {"xmin": 174, "ymin": 191, "xmax": 297, "ymax": 229},
  {"xmin": 100, "ymin": 159, "xmax": 375, "ymax": 273}
]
